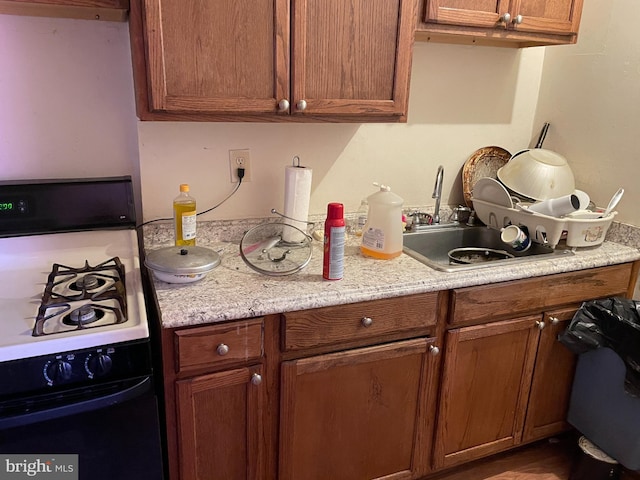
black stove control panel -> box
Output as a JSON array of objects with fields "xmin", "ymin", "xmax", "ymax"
[
  {"xmin": 43, "ymin": 348, "xmax": 116, "ymax": 386},
  {"xmin": 0, "ymin": 176, "xmax": 136, "ymax": 237},
  {"xmin": 0, "ymin": 340, "xmax": 152, "ymax": 398}
]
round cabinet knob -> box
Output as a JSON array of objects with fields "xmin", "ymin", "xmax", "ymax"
[
  {"xmin": 251, "ymin": 373, "xmax": 262, "ymax": 386},
  {"xmin": 361, "ymin": 317, "xmax": 373, "ymax": 327},
  {"xmin": 429, "ymin": 345, "xmax": 440, "ymax": 356},
  {"xmin": 87, "ymin": 353, "xmax": 113, "ymax": 377},
  {"xmin": 277, "ymin": 99, "xmax": 290, "ymax": 112},
  {"xmin": 536, "ymin": 320, "xmax": 546, "ymax": 330},
  {"xmin": 296, "ymin": 99, "xmax": 307, "ymax": 111},
  {"xmin": 549, "ymin": 316, "xmax": 560, "ymax": 325},
  {"xmin": 499, "ymin": 12, "xmax": 511, "ymax": 24},
  {"xmin": 512, "ymin": 14, "xmax": 523, "ymax": 25},
  {"xmin": 46, "ymin": 360, "xmax": 73, "ymax": 383},
  {"xmin": 216, "ymin": 344, "xmax": 230, "ymax": 356}
]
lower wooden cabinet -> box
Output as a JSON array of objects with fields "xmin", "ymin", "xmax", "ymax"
[
  {"xmin": 159, "ymin": 262, "xmax": 638, "ymax": 480},
  {"xmin": 433, "ymin": 315, "xmax": 540, "ymax": 469},
  {"xmin": 522, "ymin": 307, "xmax": 578, "ymax": 443},
  {"xmin": 279, "ymin": 338, "xmax": 441, "ymax": 480},
  {"xmin": 175, "ymin": 365, "xmax": 265, "ymax": 480},
  {"xmin": 433, "ymin": 307, "xmax": 579, "ymax": 470}
]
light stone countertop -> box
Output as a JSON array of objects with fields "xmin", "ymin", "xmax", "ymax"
[{"xmin": 143, "ymin": 219, "xmax": 640, "ymax": 330}]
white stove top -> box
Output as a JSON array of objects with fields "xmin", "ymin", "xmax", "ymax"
[{"xmin": 0, "ymin": 229, "xmax": 149, "ymax": 362}]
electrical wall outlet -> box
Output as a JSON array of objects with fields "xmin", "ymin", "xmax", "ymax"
[{"xmin": 229, "ymin": 149, "xmax": 251, "ymax": 183}]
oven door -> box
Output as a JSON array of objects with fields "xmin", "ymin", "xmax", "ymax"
[{"xmin": 0, "ymin": 376, "xmax": 164, "ymax": 480}]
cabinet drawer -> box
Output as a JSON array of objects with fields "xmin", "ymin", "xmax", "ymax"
[
  {"xmin": 450, "ymin": 264, "xmax": 634, "ymax": 326},
  {"xmin": 282, "ymin": 293, "xmax": 440, "ymax": 352},
  {"xmin": 175, "ymin": 318, "xmax": 263, "ymax": 372}
]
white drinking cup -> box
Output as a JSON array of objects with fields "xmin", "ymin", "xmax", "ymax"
[{"xmin": 501, "ymin": 225, "xmax": 531, "ymax": 252}]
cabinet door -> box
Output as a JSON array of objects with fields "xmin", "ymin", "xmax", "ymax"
[
  {"xmin": 279, "ymin": 338, "xmax": 439, "ymax": 480},
  {"xmin": 511, "ymin": 0, "xmax": 583, "ymax": 35},
  {"xmin": 176, "ymin": 365, "xmax": 265, "ymax": 480},
  {"xmin": 522, "ymin": 307, "xmax": 578, "ymax": 442},
  {"xmin": 141, "ymin": 0, "xmax": 289, "ymax": 114},
  {"xmin": 424, "ymin": 0, "xmax": 510, "ymax": 28},
  {"xmin": 433, "ymin": 316, "xmax": 540, "ymax": 470},
  {"xmin": 291, "ymin": 0, "xmax": 415, "ymax": 118}
]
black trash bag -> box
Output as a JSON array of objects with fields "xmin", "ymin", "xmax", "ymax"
[{"xmin": 559, "ymin": 297, "xmax": 640, "ymax": 391}]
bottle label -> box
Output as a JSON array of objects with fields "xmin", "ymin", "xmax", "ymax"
[
  {"xmin": 325, "ymin": 226, "xmax": 345, "ymax": 280},
  {"xmin": 362, "ymin": 227, "xmax": 385, "ymax": 251},
  {"xmin": 181, "ymin": 211, "xmax": 197, "ymax": 240}
]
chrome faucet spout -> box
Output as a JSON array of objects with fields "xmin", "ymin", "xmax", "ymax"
[{"xmin": 432, "ymin": 165, "xmax": 444, "ymax": 224}]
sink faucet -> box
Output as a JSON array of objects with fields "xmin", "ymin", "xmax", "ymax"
[{"xmin": 432, "ymin": 165, "xmax": 444, "ymax": 224}]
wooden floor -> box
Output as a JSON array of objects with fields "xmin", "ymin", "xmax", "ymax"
[{"xmin": 430, "ymin": 435, "xmax": 640, "ymax": 480}]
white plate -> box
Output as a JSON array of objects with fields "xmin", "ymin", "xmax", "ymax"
[{"xmin": 472, "ymin": 177, "xmax": 513, "ymax": 207}]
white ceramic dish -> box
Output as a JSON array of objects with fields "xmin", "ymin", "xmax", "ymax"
[{"xmin": 472, "ymin": 177, "xmax": 513, "ymax": 207}]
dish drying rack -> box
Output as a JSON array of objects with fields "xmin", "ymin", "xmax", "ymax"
[{"xmin": 472, "ymin": 198, "xmax": 617, "ymax": 249}]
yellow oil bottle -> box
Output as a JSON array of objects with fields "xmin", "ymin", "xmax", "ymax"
[{"xmin": 173, "ymin": 184, "xmax": 196, "ymax": 246}]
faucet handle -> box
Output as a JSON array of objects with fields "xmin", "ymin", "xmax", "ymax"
[
  {"xmin": 450, "ymin": 205, "xmax": 472, "ymax": 223},
  {"xmin": 466, "ymin": 210, "xmax": 478, "ymax": 226}
]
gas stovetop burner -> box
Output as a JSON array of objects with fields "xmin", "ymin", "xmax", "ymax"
[
  {"xmin": 64, "ymin": 304, "xmax": 104, "ymax": 326},
  {"xmin": 48, "ymin": 258, "xmax": 126, "ymax": 302},
  {"xmin": 32, "ymin": 257, "xmax": 127, "ymax": 337},
  {"xmin": 70, "ymin": 274, "xmax": 105, "ymax": 292}
]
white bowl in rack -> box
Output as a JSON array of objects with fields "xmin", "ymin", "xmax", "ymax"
[{"xmin": 497, "ymin": 149, "xmax": 575, "ymax": 201}]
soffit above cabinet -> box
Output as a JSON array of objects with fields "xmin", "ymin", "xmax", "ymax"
[
  {"xmin": 0, "ymin": 0, "xmax": 129, "ymax": 21},
  {"xmin": 415, "ymin": 0, "xmax": 584, "ymax": 48}
]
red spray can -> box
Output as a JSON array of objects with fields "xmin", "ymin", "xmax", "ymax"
[{"xmin": 323, "ymin": 203, "xmax": 346, "ymax": 280}]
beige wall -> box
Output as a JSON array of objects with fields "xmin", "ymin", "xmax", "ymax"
[
  {"xmin": 534, "ymin": 0, "xmax": 640, "ymax": 226},
  {"xmin": 2, "ymin": 3, "xmax": 635, "ymax": 228},
  {"xmin": 0, "ymin": 15, "xmax": 140, "ymax": 199},
  {"xmin": 138, "ymin": 43, "xmax": 546, "ymax": 223}
]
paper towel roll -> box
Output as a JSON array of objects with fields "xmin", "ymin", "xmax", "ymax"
[{"xmin": 283, "ymin": 165, "xmax": 312, "ymax": 243}]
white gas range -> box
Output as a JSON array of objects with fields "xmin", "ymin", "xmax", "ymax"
[
  {"xmin": 0, "ymin": 229, "xmax": 149, "ymax": 362},
  {"xmin": 0, "ymin": 177, "xmax": 164, "ymax": 480}
]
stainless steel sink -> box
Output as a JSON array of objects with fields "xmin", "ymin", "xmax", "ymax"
[{"xmin": 403, "ymin": 224, "xmax": 573, "ymax": 272}]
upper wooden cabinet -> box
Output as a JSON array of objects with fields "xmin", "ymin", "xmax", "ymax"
[
  {"xmin": 0, "ymin": 0, "xmax": 128, "ymax": 21},
  {"xmin": 416, "ymin": 0, "xmax": 584, "ymax": 47},
  {"xmin": 129, "ymin": 0, "xmax": 417, "ymax": 122}
]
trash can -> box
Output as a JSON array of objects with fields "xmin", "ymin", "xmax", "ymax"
[
  {"xmin": 569, "ymin": 436, "xmax": 621, "ymax": 480},
  {"xmin": 560, "ymin": 297, "xmax": 640, "ymax": 472}
]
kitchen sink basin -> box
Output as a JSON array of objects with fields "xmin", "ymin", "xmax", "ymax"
[{"xmin": 403, "ymin": 224, "xmax": 573, "ymax": 272}]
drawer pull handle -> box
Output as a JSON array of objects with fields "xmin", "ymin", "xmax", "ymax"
[
  {"xmin": 216, "ymin": 343, "xmax": 230, "ymax": 356},
  {"xmin": 251, "ymin": 373, "xmax": 262, "ymax": 386},
  {"xmin": 429, "ymin": 345, "xmax": 440, "ymax": 356},
  {"xmin": 361, "ymin": 317, "xmax": 373, "ymax": 327},
  {"xmin": 549, "ymin": 316, "xmax": 559, "ymax": 325},
  {"xmin": 536, "ymin": 320, "xmax": 545, "ymax": 330}
]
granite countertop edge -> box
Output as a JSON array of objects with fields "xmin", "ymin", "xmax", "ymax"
[{"xmin": 143, "ymin": 219, "xmax": 640, "ymax": 330}]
